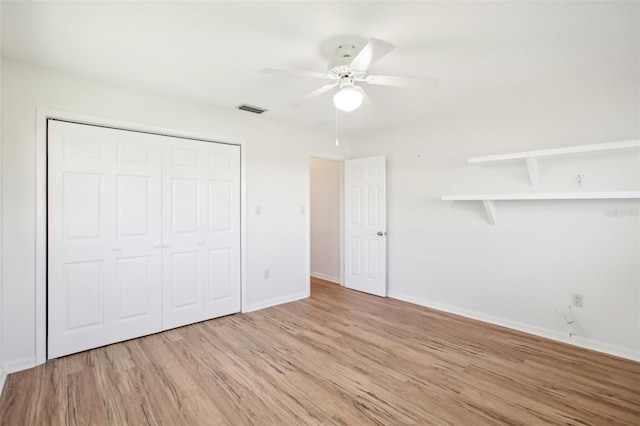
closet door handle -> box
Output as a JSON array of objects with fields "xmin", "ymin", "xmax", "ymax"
[
  {"xmin": 113, "ymin": 246, "xmax": 121, "ymax": 251},
  {"xmin": 162, "ymin": 243, "xmax": 169, "ymax": 248},
  {"xmin": 198, "ymin": 240, "xmax": 205, "ymax": 245},
  {"xmin": 153, "ymin": 243, "xmax": 160, "ymax": 248}
]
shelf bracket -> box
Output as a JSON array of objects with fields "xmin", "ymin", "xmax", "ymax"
[
  {"xmin": 482, "ymin": 200, "xmax": 497, "ymax": 225},
  {"xmin": 525, "ymin": 158, "xmax": 539, "ymax": 187}
]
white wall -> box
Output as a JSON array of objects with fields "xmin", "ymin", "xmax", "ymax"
[
  {"xmin": 310, "ymin": 157, "xmax": 342, "ymax": 283},
  {"xmin": 0, "ymin": 0, "xmax": 5, "ymax": 394},
  {"xmin": 1, "ymin": 59, "xmax": 345, "ymax": 371},
  {"xmin": 349, "ymin": 73, "xmax": 640, "ymax": 360}
]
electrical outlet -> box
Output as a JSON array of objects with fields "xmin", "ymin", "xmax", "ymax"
[
  {"xmin": 572, "ymin": 293, "xmax": 583, "ymax": 308},
  {"xmin": 264, "ymin": 269, "xmax": 270, "ymax": 279},
  {"xmin": 574, "ymin": 174, "xmax": 584, "ymax": 188}
]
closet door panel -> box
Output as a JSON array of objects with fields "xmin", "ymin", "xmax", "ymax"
[
  {"xmin": 48, "ymin": 121, "xmax": 162, "ymax": 359},
  {"xmin": 64, "ymin": 173, "xmax": 104, "ymax": 238},
  {"xmin": 208, "ymin": 180, "xmax": 232, "ymax": 230},
  {"xmin": 115, "ymin": 256, "xmax": 153, "ymax": 320},
  {"xmin": 171, "ymin": 178, "xmax": 199, "ymax": 233},
  {"xmin": 169, "ymin": 251, "xmax": 200, "ymax": 309},
  {"xmin": 48, "ymin": 121, "xmax": 114, "ymax": 358},
  {"xmin": 161, "ymin": 139, "xmax": 206, "ymax": 329},
  {"xmin": 161, "ymin": 138, "xmax": 241, "ymax": 328},
  {"xmin": 116, "ymin": 175, "xmax": 150, "ymax": 236},
  {"xmin": 203, "ymin": 144, "xmax": 241, "ymax": 318},
  {"xmin": 207, "ymin": 248, "xmax": 232, "ymax": 300},
  {"xmin": 64, "ymin": 260, "xmax": 106, "ymax": 330},
  {"xmin": 112, "ymin": 136, "xmax": 162, "ymax": 335}
]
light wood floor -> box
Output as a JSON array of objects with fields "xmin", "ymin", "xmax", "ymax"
[{"xmin": 1, "ymin": 278, "xmax": 639, "ymax": 425}]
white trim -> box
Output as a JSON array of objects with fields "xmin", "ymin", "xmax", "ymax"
[
  {"xmin": 0, "ymin": 14, "xmax": 4, "ymax": 397},
  {"xmin": 3, "ymin": 356, "xmax": 37, "ymax": 374},
  {"xmin": 305, "ymin": 157, "xmax": 311, "ymax": 299},
  {"xmin": 240, "ymin": 137, "xmax": 248, "ymax": 314},
  {"xmin": 388, "ymin": 291, "xmax": 640, "ymax": 362},
  {"xmin": 244, "ymin": 291, "xmax": 309, "ymax": 313},
  {"xmin": 35, "ymin": 110, "xmax": 47, "ymax": 365},
  {"xmin": 35, "ymin": 107, "xmax": 248, "ymax": 366},
  {"xmin": 339, "ymin": 161, "xmax": 345, "ymax": 287},
  {"xmin": 310, "ymin": 271, "xmax": 340, "ymax": 284}
]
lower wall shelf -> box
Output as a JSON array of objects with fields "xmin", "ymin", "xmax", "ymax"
[{"xmin": 441, "ymin": 191, "xmax": 640, "ymax": 225}]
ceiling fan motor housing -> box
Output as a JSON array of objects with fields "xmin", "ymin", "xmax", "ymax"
[
  {"xmin": 327, "ymin": 43, "xmax": 367, "ymax": 79},
  {"xmin": 338, "ymin": 76, "xmax": 356, "ymax": 89},
  {"xmin": 327, "ymin": 64, "xmax": 366, "ymax": 80},
  {"xmin": 338, "ymin": 44, "xmax": 356, "ymax": 57}
]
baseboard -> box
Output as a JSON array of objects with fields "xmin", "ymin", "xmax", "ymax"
[
  {"xmin": 388, "ymin": 291, "xmax": 640, "ymax": 362},
  {"xmin": 244, "ymin": 290, "xmax": 309, "ymax": 313},
  {"xmin": 310, "ymin": 271, "xmax": 340, "ymax": 284},
  {"xmin": 3, "ymin": 356, "xmax": 37, "ymax": 374}
]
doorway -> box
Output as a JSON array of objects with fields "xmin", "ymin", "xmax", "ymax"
[{"xmin": 309, "ymin": 157, "xmax": 343, "ymax": 286}]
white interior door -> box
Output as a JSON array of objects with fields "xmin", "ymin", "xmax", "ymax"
[
  {"xmin": 344, "ymin": 156, "xmax": 387, "ymax": 296},
  {"xmin": 161, "ymin": 137, "xmax": 241, "ymax": 330},
  {"xmin": 48, "ymin": 120, "xmax": 162, "ymax": 359}
]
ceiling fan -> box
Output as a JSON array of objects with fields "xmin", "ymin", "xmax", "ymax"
[{"xmin": 262, "ymin": 38, "xmax": 438, "ymax": 112}]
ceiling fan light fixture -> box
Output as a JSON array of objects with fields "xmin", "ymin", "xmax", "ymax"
[{"xmin": 333, "ymin": 87, "xmax": 363, "ymax": 112}]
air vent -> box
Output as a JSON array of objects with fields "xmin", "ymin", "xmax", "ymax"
[{"xmin": 236, "ymin": 104, "xmax": 268, "ymax": 114}]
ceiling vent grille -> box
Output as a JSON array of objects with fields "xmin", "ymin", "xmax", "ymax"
[{"xmin": 236, "ymin": 104, "xmax": 268, "ymax": 114}]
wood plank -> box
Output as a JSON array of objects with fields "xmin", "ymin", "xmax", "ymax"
[{"xmin": 1, "ymin": 277, "xmax": 638, "ymax": 425}]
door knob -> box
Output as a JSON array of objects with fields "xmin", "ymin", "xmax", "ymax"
[
  {"xmin": 162, "ymin": 243, "xmax": 169, "ymax": 248},
  {"xmin": 153, "ymin": 243, "xmax": 160, "ymax": 248},
  {"xmin": 198, "ymin": 240, "xmax": 205, "ymax": 245},
  {"xmin": 377, "ymin": 231, "xmax": 386, "ymax": 236}
]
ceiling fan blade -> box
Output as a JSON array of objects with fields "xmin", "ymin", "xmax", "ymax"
[
  {"xmin": 349, "ymin": 39, "xmax": 395, "ymax": 71},
  {"xmin": 365, "ymin": 74, "xmax": 439, "ymax": 89},
  {"xmin": 261, "ymin": 68, "xmax": 328, "ymax": 79},
  {"xmin": 292, "ymin": 83, "xmax": 338, "ymax": 108}
]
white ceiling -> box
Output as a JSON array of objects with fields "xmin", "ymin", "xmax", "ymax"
[{"xmin": 2, "ymin": 1, "xmax": 638, "ymax": 134}]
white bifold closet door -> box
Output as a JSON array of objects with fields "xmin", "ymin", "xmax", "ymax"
[
  {"xmin": 48, "ymin": 120, "xmax": 240, "ymax": 359},
  {"xmin": 161, "ymin": 136, "xmax": 241, "ymax": 329},
  {"xmin": 48, "ymin": 121, "xmax": 163, "ymax": 358}
]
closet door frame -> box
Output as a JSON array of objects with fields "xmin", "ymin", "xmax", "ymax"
[{"xmin": 35, "ymin": 108, "xmax": 247, "ymax": 364}]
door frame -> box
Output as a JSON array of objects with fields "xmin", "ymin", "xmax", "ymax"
[
  {"xmin": 308, "ymin": 154, "xmax": 346, "ymax": 287},
  {"xmin": 35, "ymin": 107, "xmax": 247, "ymax": 365}
]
